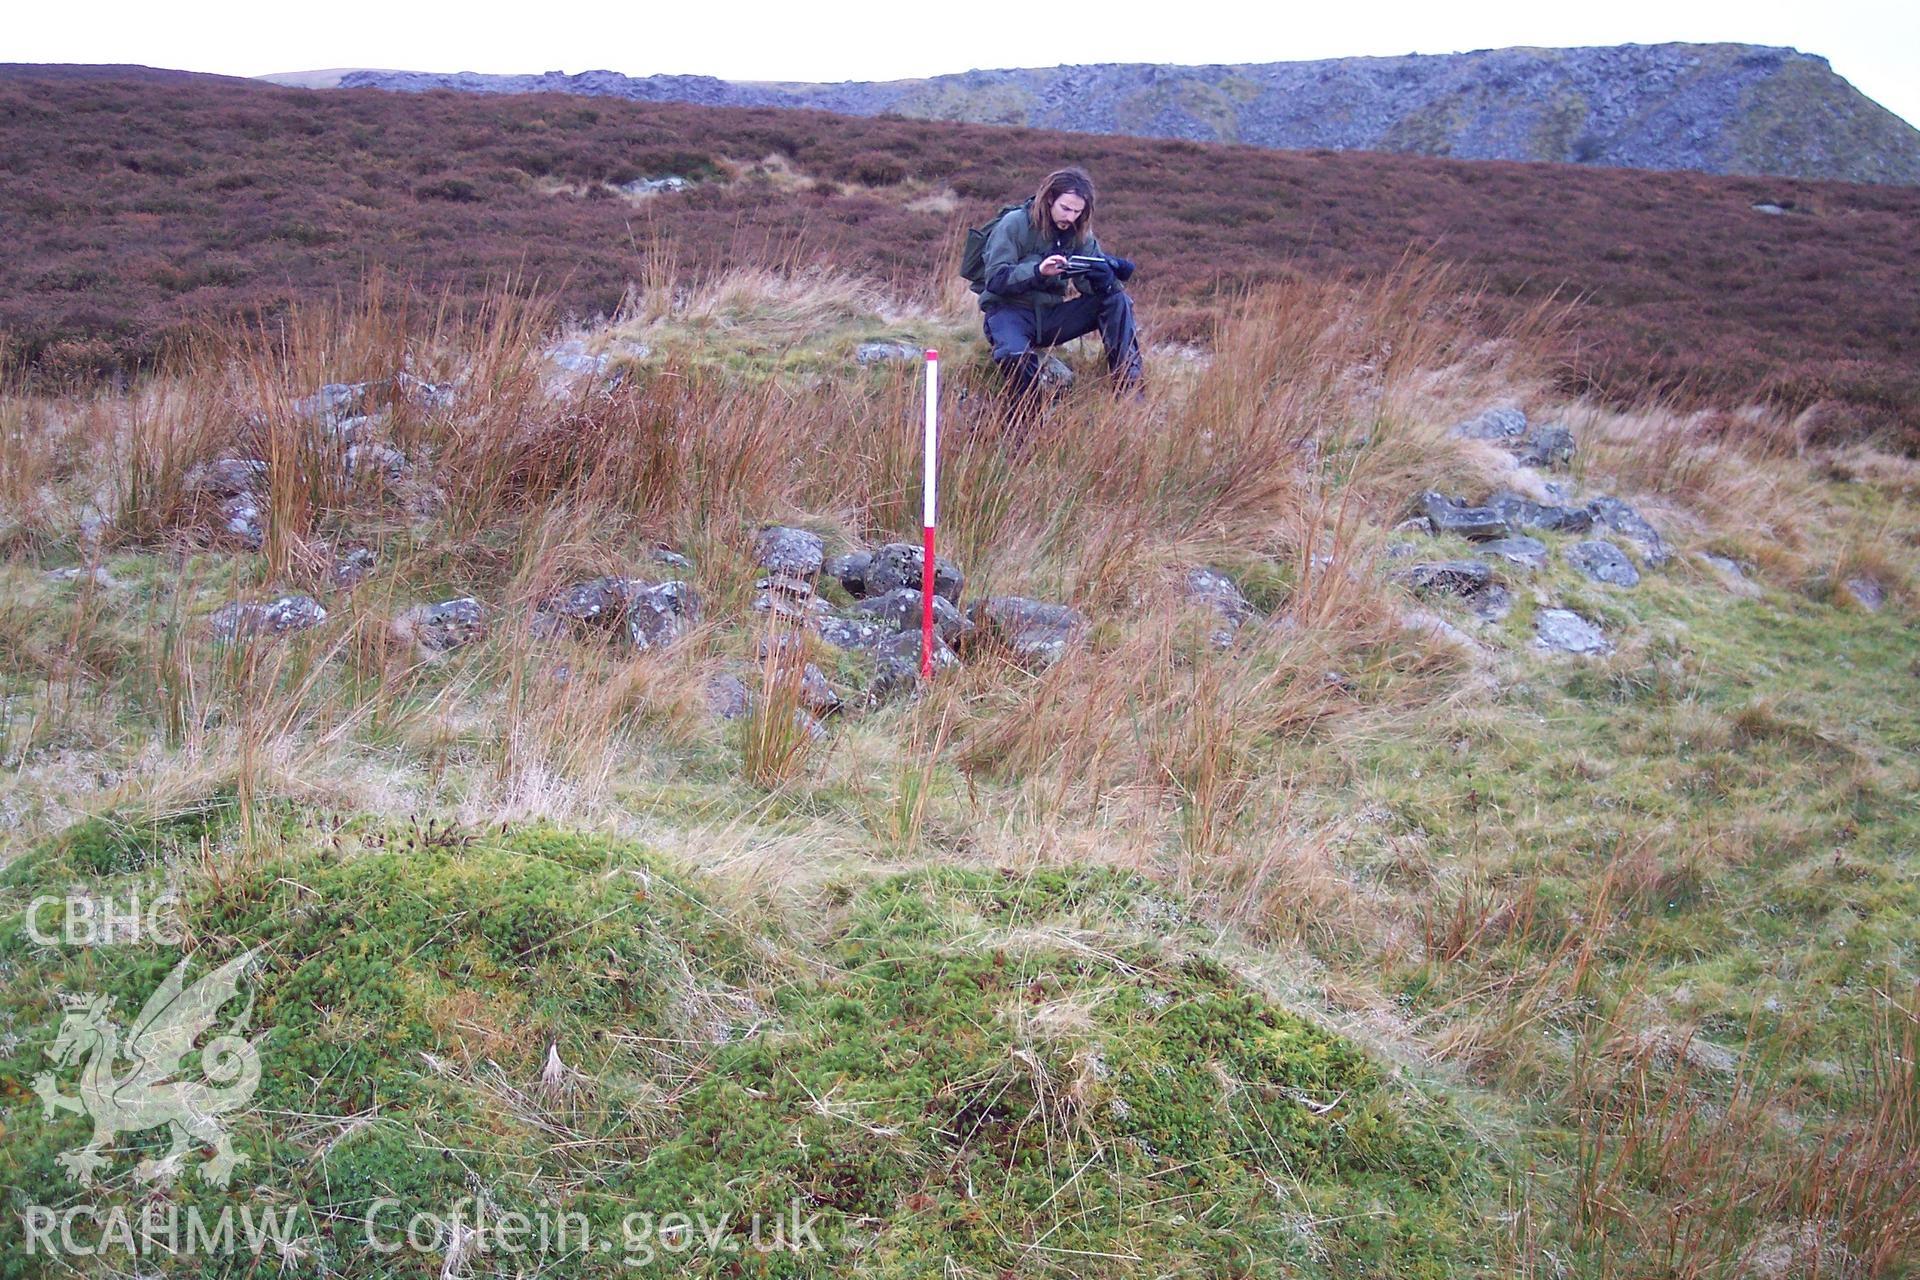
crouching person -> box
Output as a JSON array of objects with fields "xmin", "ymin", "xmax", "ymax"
[{"xmin": 976, "ymin": 166, "xmax": 1144, "ymax": 424}]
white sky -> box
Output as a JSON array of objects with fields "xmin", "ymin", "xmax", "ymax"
[{"xmin": 9, "ymin": 0, "xmax": 1918, "ymax": 130}]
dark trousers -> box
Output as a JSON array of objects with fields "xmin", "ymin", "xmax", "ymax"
[{"xmin": 983, "ymin": 290, "xmax": 1143, "ymax": 410}]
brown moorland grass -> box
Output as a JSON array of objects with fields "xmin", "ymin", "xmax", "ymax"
[{"xmin": 3, "ymin": 65, "xmax": 1919, "ymax": 447}]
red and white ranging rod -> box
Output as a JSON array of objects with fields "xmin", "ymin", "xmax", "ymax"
[{"xmin": 920, "ymin": 349, "xmax": 939, "ymax": 679}]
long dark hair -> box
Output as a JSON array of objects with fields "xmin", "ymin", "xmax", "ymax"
[{"xmin": 1030, "ymin": 167, "xmax": 1095, "ymax": 246}]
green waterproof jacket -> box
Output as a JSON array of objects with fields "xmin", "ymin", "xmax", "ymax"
[{"xmin": 976, "ymin": 202, "xmax": 1105, "ymax": 314}]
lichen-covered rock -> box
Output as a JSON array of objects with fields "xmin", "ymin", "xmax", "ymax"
[
  {"xmin": 1842, "ymin": 575, "xmax": 1886, "ymax": 611},
  {"xmin": 704, "ymin": 673, "xmax": 751, "ymax": 720},
  {"xmin": 1396, "ymin": 560, "xmax": 1495, "ymax": 597},
  {"xmin": 752, "ymin": 526, "xmax": 825, "ymax": 578},
  {"xmin": 1517, "ymin": 423, "xmax": 1576, "ymax": 469},
  {"xmin": 218, "ymin": 495, "xmax": 265, "ymax": 549},
  {"xmin": 189, "ymin": 458, "xmax": 268, "ymax": 497},
  {"xmin": 854, "ymin": 341, "xmax": 923, "ymax": 365},
  {"xmin": 345, "ymin": 443, "xmax": 409, "ymax": 482},
  {"xmin": 1450, "ymin": 406, "xmax": 1528, "ymax": 440},
  {"xmin": 1487, "ymin": 489, "xmax": 1594, "ymax": 534},
  {"xmin": 1565, "ymin": 539, "xmax": 1641, "ymax": 587},
  {"xmin": 292, "ymin": 381, "xmax": 376, "ymax": 425},
  {"xmin": 397, "ymin": 597, "xmax": 488, "ymax": 653},
  {"xmin": 1477, "ymin": 536, "xmax": 1549, "ymax": 570},
  {"xmin": 818, "ymin": 614, "xmax": 896, "ymax": 652},
  {"xmin": 1586, "ymin": 496, "xmax": 1671, "ymax": 566},
  {"xmin": 825, "ymin": 552, "xmax": 870, "ymax": 597},
  {"xmin": 1420, "ymin": 491, "xmax": 1510, "ymax": 541},
  {"xmin": 627, "ymin": 581, "xmax": 701, "ymax": 649},
  {"xmin": 209, "ymin": 595, "xmax": 327, "ymax": 642},
  {"xmin": 331, "ymin": 547, "xmax": 377, "ymax": 589},
  {"xmin": 1534, "ymin": 608, "xmax": 1611, "ymax": 655},
  {"xmin": 863, "ymin": 543, "xmax": 964, "ymax": 603},
  {"xmin": 966, "ymin": 596, "xmax": 1088, "ymax": 666},
  {"xmin": 850, "ymin": 587, "xmax": 975, "ymax": 645},
  {"xmin": 544, "ymin": 576, "xmax": 644, "ymax": 628},
  {"xmin": 867, "ymin": 630, "xmax": 961, "ymax": 703}
]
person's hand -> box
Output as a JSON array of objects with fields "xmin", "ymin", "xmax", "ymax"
[{"xmin": 1038, "ymin": 255, "xmax": 1068, "ymax": 278}]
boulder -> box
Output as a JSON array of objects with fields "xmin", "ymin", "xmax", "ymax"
[
  {"xmin": 1420, "ymin": 491, "xmax": 1510, "ymax": 541},
  {"xmin": 1185, "ymin": 566, "xmax": 1258, "ymax": 647},
  {"xmin": 397, "ymin": 598, "xmax": 488, "ymax": 653},
  {"xmin": 850, "ymin": 587, "xmax": 975, "ymax": 645},
  {"xmin": 1477, "ymin": 536, "xmax": 1548, "ymax": 571},
  {"xmin": 1518, "ymin": 424, "xmax": 1576, "ymax": 469},
  {"xmin": 867, "ymin": 630, "xmax": 960, "ymax": 704},
  {"xmin": 704, "ymin": 673, "xmax": 751, "ymax": 720},
  {"xmin": 753, "ymin": 590, "xmax": 833, "ymax": 624},
  {"xmin": 292, "ymin": 382, "xmax": 376, "ymax": 425},
  {"xmin": 331, "ymin": 547, "xmax": 377, "ymax": 589},
  {"xmin": 627, "ymin": 581, "xmax": 701, "ymax": 649},
  {"xmin": 543, "ymin": 576, "xmax": 643, "ymax": 628},
  {"xmin": 966, "ymin": 596, "xmax": 1088, "ymax": 666},
  {"xmin": 854, "ymin": 341, "xmax": 923, "ymax": 365},
  {"xmin": 817, "ymin": 614, "xmax": 897, "ymax": 652},
  {"xmin": 864, "ymin": 543, "xmax": 964, "ymax": 603},
  {"xmin": 1037, "ymin": 355, "xmax": 1075, "ymax": 390},
  {"xmin": 1842, "ymin": 575, "xmax": 1886, "ymax": 612},
  {"xmin": 393, "ymin": 371, "xmax": 455, "ymax": 412},
  {"xmin": 1391, "ymin": 517, "xmax": 1434, "ymax": 537},
  {"xmin": 1534, "ymin": 608, "xmax": 1611, "ymax": 655},
  {"xmin": 209, "ymin": 595, "xmax": 327, "ymax": 642},
  {"xmin": 218, "ymin": 495, "xmax": 265, "ymax": 549},
  {"xmin": 1587, "ymin": 496, "xmax": 1672, "ymax": 566},
  {"xmin": 1487, "ymin": 489, "xmax": 1594, "ymax": 535},
  {"xmin": 1451, "ymin": 407, "xmax": 1528, "ymax": 441},
  {"xmin": 1397, "ymin": 560, "xmax": 1495, "ymax": 597},
  {"xmin": 752, "ymin": 526, "xmax": 825, "ymax": 579},
  {"xmin": 825, "ymin": 552, "xmax": 870, "ymax": 596},
  {"xmin": 1565, "ymin": 540, "xmax": 1641, "ymax": 587},
  {"xmin": 1470, "ymin": 584, "xmax": 1513, "ymax": 622},
  {"xmin": 190, "ymin": 458, "xmax": 267, "ymax": 497},
  {"xmin": 345, "ymin": 443, "xmax": 408, "ymax": 482}
]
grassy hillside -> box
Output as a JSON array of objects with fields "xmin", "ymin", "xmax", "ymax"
[
  {"xmin": 0, "ymin": 258, "xmax": 1916, "ymax": 1275},
  {"xmin": 2, "ymin": 68, "xmax": 1919, "ymax": 448}
]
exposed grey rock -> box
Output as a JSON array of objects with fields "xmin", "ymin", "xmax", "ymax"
[
  {"xmin": 1752, "ymin": 202, "xmax": 1787, "ymax": 215},
  {"xmin": 1420, "ymin": 491, "xmax": 1510, "ymax": 541},
  {"xmin": 704, "ymin": 673, "xmax": 750, "ymax": 720},
  {"xmin": 1518, "ymin": 424, "xmax": 1576, "ymax": 469},
  {"xmin": 867, "ymin": 630, "xmax": 960, "ymax": 703},
  {"xmin": 753, "ymin": 590, "xmax": 833, "ymax": 624},
  {"xmin": 1565, "ymin": 539, "xmax": 1641, "ymax": 586},
  {"xmin": 47, "ymin": 565, "xmax": 117, "ymax": 588},
  {"xmin": 544, "ymin": 339, "xmax": 608, "ymax": 381},
  {"xmin": 218, "ymin": 495, "xmax": 264, "ymax": 549},
  {"xmin": 817, "ymin": 614, "xmax": 896, "ymax": 652},
  {"xmin": 755, "ymin": 572, "xmax": 819, "ymax": 601},
  {"xmin": 1185, "ymin": 566, "xmax": 1258, "ymax": 647},
  {"xmin": 1400, "ymin": 607, "xmax": 1477, "ymax": 649},
  {"xmin": 1478, "ymin": 536, "xmax": 1549, "ymax": 570},
  {"xmin": 1037, "ymin": 355, "xmax": 1075, "ymax": 390},
  {"xmin": 1392, "ymin": 516, "xmax": 1434, "ymax": 537},
  {"xmin": 1842, "ymin": 575, "xmax": 1886, "ymax": 611},
  {"xmin": 393, "ymin": 371, "xmax": 455, "ymax": 412},
  {"xmin": 1699, "ymin": 551, "xmax": 1745, "ymax": 578},
  {"xmin": 397, "ymin": 597, "xmax": 488, "ymax": 652},
  {"xmin": 331, "ymin": 546, "xmax": 377, "ymax": 588},
  {"xmin": 650, "ymin": 547, "xmax": 692, "ymax": 570},
  {"xmin": 327, "ymin": 412, "xmax": 388, "ymax": 444},
  {"xmin": 1470, "ymin": 584, "xmax": 1514, "ymax": 622},
  {"xmin": 345, "ymin": 443, "xmax": 408, "ymax": 482},
  {"xmin": 1397, "ymin": 560, "xmax": 1495, "ymax": 597},
  {"xmin": 966, "ymin": 596, "xmax": 1088, "ymax": 666},
  {"xmin": 1488, "ymin": 489, "xmax": 1594, "ymax": 534},
  {"xmin": 864, "ymin": 543, "xmax": 964, "ymax": 603},
  {"xmin": 1386, "ymin": 543, "xmax": 1419, "ymax": 560},
  {"xmin": 854, "ymin": 340, "xmax": 924, "ymax": 365},
  {"xmin": 1587, "ymin": 496, "xmax": 1672, "ymax": 566},
  {"xmin": 209, "ymin": 595, "xmax": 327, "ymax": 642},
  {"xmin": 744, "ymin": 639, "xmax": 847, "ymax": 718},
  {"xmin": 825, "ymin": 552, "xmax": 870, "ymax": 596},
  {"xmin": 293, "ymin": 382, "xmax": 375, "ymax": 424},
  {"xmin": 626, "ymin": 581, "xmax": 700, "ymax": 649},
  {"xmin": 1451, "ymin": 406, "xmax": 1528, "ymax": 440},
  {"xmin": 619, "ymin": 175, "xmax": 689, "ymax": 195},
  {"xmin": 544, "ymin": 576, "xmax": 642, "ymax": 628},
  {"xmin": 190, "ymin": 458, "xmax": 267, "ymax": 497},
  {"xmin": 850, "ymin": 587, "xmax": 975, "ymax": 645},
  {"xmin": 753, "ymin": 525, "xmax": 825, "ymax": 578},
  {"xmin": 1534, "ymin": 608, "xmax": 1611, "ymax": 655}
]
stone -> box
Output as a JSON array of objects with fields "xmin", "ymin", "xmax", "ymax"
[
  {"xmin": 1037, "ymin": 355, "xmax": 1075, "ymax": 390},
  {"xmin": 619, "ymin": 175, "xmax": 689, "ymax": 196},
  {"xmin": 817, "ymin": 614, "xmax": 897, "ymax": 652},
  {"xmin": 218, "ymin": 495, "xmax": 264, "ymax": 549},
  {"xmin": 864, "ymin": 543, "xmax": 964, "ymax": 604},
  {"xmin": 850, "ymin": 587, "xmax": 975, "ymax": 645},
  {"xmin": 1470, "ymin": 584, "xmax": 1513, "ymax": 622},
  {"xmin": 345, "ymin": 443, "xmax": 408, "ymax": 482},
  {"xmin": 1698, "ymin": 552, "xmax": 1745, "ymax": 579},
  {"xmin": 1392, "ymin": 517, "xmax": 1434, "ymax": 537},
  {"xmin": 47, "ymin": 565, "xmax": 117, "ymax": 588},
  {"xmin": 756, "ymin": 572, "xmax": 819, "ymax": 601},
  {"xmin": 1842, "ymin": 575, "xmax": 1886, "ymax": 612},
  {"xmin": 331, "ymin": 546, "xmax": 377, "ymax": 588},
  {"xmin": 1587, "ymin": 496, "xmax": 1672, "ymax": 566},
  {"xmin": 704, "ymin": 674, "xmax": 751, "ymax": 720},
  {"xmin": 626, "ymin": 581, "xmax": 700, "ymax": 649},
  {"xmin": 1397, "ymin": 560, "xmax": 1495, "ymax": 597},
  {"xmin": 1517, "ymin": 424, "xmax": 1576, "ymax": 469},
  {"xmin": 292, "ymin": 382, "xmax": 376, "ymax": 424},
  {"xmin": 752, "ymin": 526, "xmax": 825, "ymax": 578},
  {"xmin": 1752, "ymin": 203, "xmax": 1787, "ymax": 216},
  {"xmin": 1487, "ymin": 489, "xmax": 1594, "ymax": 534},
  {"xmin": 1386, "ymin": 543, "xmax": 1419, "ymax": 560},
  {"xmin": 650, "ymin": 547, "xmax": 692, "ymax": 570},
  {"xmin": 867, "ymin": 630, "xmax": 960, "ymax": 704},
  {"xmin": 1477, "ymin": 536, "xmax": 1549, "ymax": 571},
  {"xmin": 190, "ymin": 458, "xmax": 267, "ymax": 497},
  {"xmin": 753, "ymin": 591, "xmax": 832, "ymax": 623},
  {"xmin": 393, "ymin": 371, "xmax": 455, "ymax": 412},
  {"xmin": 209, "ymin": 595, "xmax": 327, "ymax": 642},
  {"xmin": 1534, "ymin": 608, "xmax": 1611, "ymax": 655},
  {"xmin": 966, "ymin": 596, "xmax": 1088, "ymax": 666},
  {"xmin": 854, "ymin": 341, "xmax": 924, "ymax": 365},
  {"xmin": 544, "ymin": 339, "xmax": 608, "ymax": 381},
  {"xmin": 1420, "ymin": 491, "xmax": 1510, "ymax": 541},
  {"xmin": 825, "ymin": 552, "xmax": 870, "ymax": 596},
  {"xmin": 1184, "ymin": 567, "xmax": 1256, "ymax": 625},
  {"xmin": 544, "ymin": 576, "xmax": 642, "ymax": 628},
  {"xmin": 328, "ymin": 412, "xmax": 388, "ymax": 444},
  {"xmin": 1565, "ymin": 539, "xmax": 1641, "ymax": 587},
  {"xmin": 397, "ymin": 597, "xmax": 488, "ymax": 653},
  {"xmin": 1451, "ymin": 406, "xmax": 1528, "ymax": 440}
]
